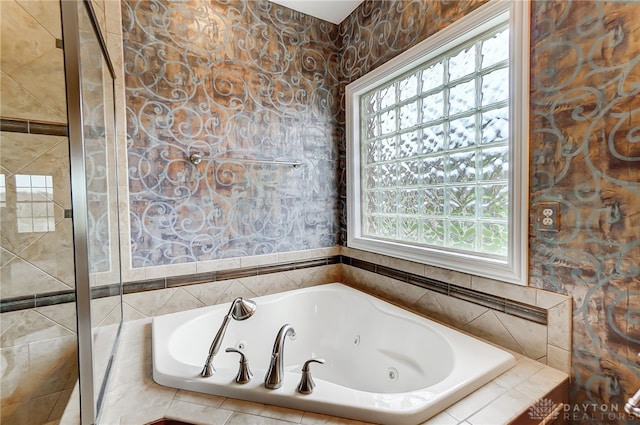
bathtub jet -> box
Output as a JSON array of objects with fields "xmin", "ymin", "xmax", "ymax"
[{"xmin": 200, "ymin": 297, "xmax": 257, "ymax": 377}]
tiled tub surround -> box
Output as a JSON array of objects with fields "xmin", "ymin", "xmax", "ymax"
[
  {"xmin": 0, "ymin": 243, "xmax": 572, "ymax": 425},
  {"xmin": 152, "ymin": 284, "xmax": 517, "ymax": 424},
  {"xmin": 62, "ymin": 301, "xmax": 569, "ymax": 425},
  {"xmin": 4, "ymin": 246, "xmax": 570, "ymax": 375},
  {"xmin": 341, "ymin": 248, "xmax": 572, "ymax": 376},
  {"xmin": 50, "ymin": 244, "xmax": 572, "ymax": 423}
]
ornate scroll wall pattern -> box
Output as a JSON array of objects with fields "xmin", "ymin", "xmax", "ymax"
[
  {"xmin": 338, "ymin": 1, "xmax": 639, "ymax": 423},
  {"xmin": 122, "ymin": 0, "xmax": 639, "ymax": 421},
  {"xmin": 122, "ymin": 0, "xmax": 341, "ymax": 267},
  {"xmin": 528, "ymin": 1, "xmax": 640, "ymax": 422}
]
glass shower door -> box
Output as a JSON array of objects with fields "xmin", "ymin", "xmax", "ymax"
[{"xmin": 61, "ymin": 1, "xmax": 122, "ymax": 423}]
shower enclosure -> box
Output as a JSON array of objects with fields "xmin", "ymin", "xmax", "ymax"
[{"xmin": 0, "ymin": 1, "xmax": 123, "ymax": 424}]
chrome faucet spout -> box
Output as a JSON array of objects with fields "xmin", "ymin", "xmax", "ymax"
[
  {"xmin": 200, "ymin": 297, "xmax": 256, "ymax": 377},
  {"xmin": 264, "ymin": 324, "xmax": 296, "ymax": 389}
]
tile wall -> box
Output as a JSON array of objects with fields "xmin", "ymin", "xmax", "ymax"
[
  {"xmin": 0, "ymin": 1, "xmax": 127, "ymax": 424},
  {"xmin": 0, "ymin": 1, "xmax": 77, "ymax": 424}
]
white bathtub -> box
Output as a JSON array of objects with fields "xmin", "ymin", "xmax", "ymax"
[{"xmin": 152, "ymin": 283, "xmax": 516, "ymax": 424}]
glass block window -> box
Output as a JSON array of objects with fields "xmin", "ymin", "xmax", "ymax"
[
  {"xmin": 16, "ymin": 174, "xmax": 56, "ymax": 233},
  {"xmin": 361, "ymin": 27, "xmax": 509, "ymax": 256},
  {"xmin": 346, "ymin": 1, "xmax": 529, "ymax": 284}
]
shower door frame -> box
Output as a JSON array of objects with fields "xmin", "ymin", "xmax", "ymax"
[{"xmin": 61, "ymin": 1, "xmax": 121, "ymax": 424}]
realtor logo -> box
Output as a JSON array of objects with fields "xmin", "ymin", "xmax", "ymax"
[{"xmin": 529, "ymin": 398, "xmax": 560, "ymax": 421}]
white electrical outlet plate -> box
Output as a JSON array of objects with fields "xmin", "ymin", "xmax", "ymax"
[{"xmin": 537, "ymin": 202, "xmax": 560, "ymax": 232}]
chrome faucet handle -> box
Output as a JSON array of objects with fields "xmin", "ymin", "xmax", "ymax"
[
  {"xmin": 225, "ymin": 347, "xmax": 253, "ymax": 384},
  {"xmin": 297, "ymin": 358, "xmax": 325, "ymax": 394}
]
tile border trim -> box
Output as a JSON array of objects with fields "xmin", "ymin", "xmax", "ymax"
[
  {"xmin": 342, "ymin": 256, "xmax": 548, "ymax": 325},
  {"xmin": 1, "ymin": 117, "xmax": 69, "ymax": 136},
  {"xmin": 1, "ymin": 255, "xmax": 546, "ymax": 325}
]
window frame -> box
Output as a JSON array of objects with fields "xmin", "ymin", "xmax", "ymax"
[{"xmin": 346, "ymin": 0, "xmax": 529, "ymax": 285}]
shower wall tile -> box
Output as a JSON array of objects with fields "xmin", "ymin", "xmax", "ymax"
[
  {"xmin": 15, "ymin": 0, "xmax": 62, "ymax": 39},
  {"xmin": 35, "ymin": 302, "xmax": 78, "ymax": 333},
  {"xmin": 0, "ymin": 310, "xmax": 24, "ymax": 334},
  {"xmin": 0, "ymin": 1, "xmax": 57, "ymax": 76},
  {"xmin": 0, "ymin": 75, "xmax": 62, "ymax": 123},
  {"xmin": 1, "ymin": 344, "xmax": 30, "ymax": 406},
  {"xmin": 9, "ymin": 48, "xmax": 67, "ymax": 121},
  {"xmin": 46, "ymin": 388, "xmax": 74, "ymax": 424},
  {"xmin": 0, "ymin": 257, "xmax": 72, "ymax": 298},
  {"xmin": 18, "ymin": 218, "xmax": 74, "ymax": 285},
  {"xmin": 28, "ymin": 334, "xmax": 78, "ymax": 398},
  {"xmin": 0, "ymin": 314, "xmax": 76, "ymax": 425},
  {"xmin": 0, "ymin": 133, "xmax": 66, "ymax": 175},
  {"xmin": 0, "ymin": 310, "xmax": 73, "ymax": 347},
  {"xmin": 0, "ymin": 0, "xmax": 66, "ymax": 123}
]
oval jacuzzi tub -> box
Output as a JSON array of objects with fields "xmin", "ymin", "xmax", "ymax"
[{"xmin": 152, "ymin": 283, "xmax": 516, "ymax": 424}]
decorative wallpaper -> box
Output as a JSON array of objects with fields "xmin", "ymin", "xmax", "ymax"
[
  {"xmin": 528, "ymin": 1, "xmax": 640, "ymax": 422},
  {"xmin": 121, "ymin": 0, "xmax": 640, "ymax": 423},
  {"xmin": 121, "ymin": 0, "xmax": 341, "ymax": 267},
  {"xmin": 338, "ymin": 0, "xmax": 639, "ymax": 423}
]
